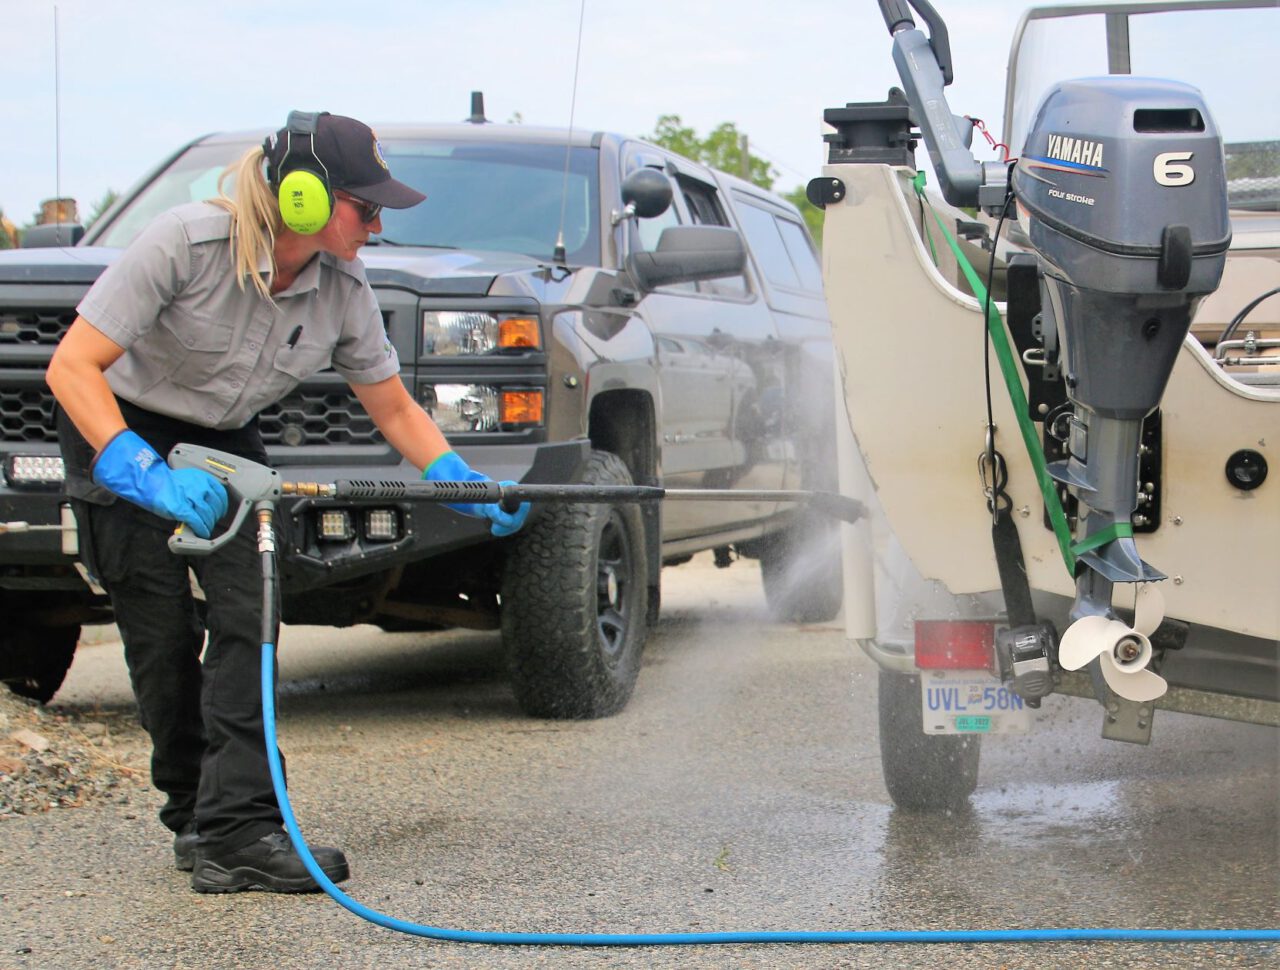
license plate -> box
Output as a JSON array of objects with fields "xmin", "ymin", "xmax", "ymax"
[{"xmin": 920, "ymin": 669, "xmax": 1032, "ymax": 735}]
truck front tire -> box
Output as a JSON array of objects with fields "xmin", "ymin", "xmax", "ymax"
[
  {"xmin": 1, "ymin": 624, "xmax": 80, "ymax": 704},
  {"xmin": 501, "ymin": 450, "xmax": 648, "ymax": 719}
]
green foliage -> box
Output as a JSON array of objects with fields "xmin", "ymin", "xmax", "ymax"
[
  {"xmin": 647, "ymin": 115, "xmax": 776, "ymax": 190},
  {"xmin": 782, "ymin": 185, "xmax": 824, "ymax": 249},
  {"xmin": 647, "ymin": 115, "xmax": 826, "ymax": 248},
  {"xmin": 86, "ymin": 190, "xmax": 120, "ymax": 230}
]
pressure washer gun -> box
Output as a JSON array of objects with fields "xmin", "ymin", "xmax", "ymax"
[
  {"xmin": 876, "ymin": 0, "xmax": 1230, "ymax": 705},
  {"xmin": 165, "ymin": 443, "xmax": 867, "ymax": 559},
  {"xmin": 164, "ymin": 442, "xmax": 866, "ymax": 644}
]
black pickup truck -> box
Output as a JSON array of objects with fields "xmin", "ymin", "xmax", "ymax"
[{"xmin": 0, "ymin": 118, "xmax": 839, "ymax": 717}]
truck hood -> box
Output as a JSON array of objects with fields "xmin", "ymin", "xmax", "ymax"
[
  {"xmin": 361, "ymin": 247, "xmax": 547, "ymax": 296},
  {"xmin": 0, "ymin": 246, "xmax": 120, "ymax": 283}
]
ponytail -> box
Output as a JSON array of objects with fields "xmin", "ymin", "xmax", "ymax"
[{"xmin": 210, "ymin": 147, "xmax": 281, "ymax": 301}]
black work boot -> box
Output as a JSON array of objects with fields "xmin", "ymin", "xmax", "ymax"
[
  {"xmin": 173, "ymin": 822, "xmax": 198, "ymax": 872},
  {"xmin": 190, "ymin": 831, "xmax": 349, "ymax": 894}
]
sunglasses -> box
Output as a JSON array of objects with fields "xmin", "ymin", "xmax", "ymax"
[{"xmin": 335, "ymin": 192, "xmax": 383, "ymax": 225}]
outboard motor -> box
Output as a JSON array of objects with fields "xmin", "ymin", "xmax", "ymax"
[
  {"xmin": 1014, "ymin": 78, "xmax": 1230, "ymax": 586},
  {"xmin": 1014, "ymin": 79, "xmax": 1229, "ymax": 701},
  {"xmin": 875, "ymin": 0, "xmax": 1230, "ymax": 703}
]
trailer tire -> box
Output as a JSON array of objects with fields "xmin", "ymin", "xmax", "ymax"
[
  {"xmin": 501, "ymin": 450, "xmax": 648, "ymax": 719},
  {"xmin": 759, "ymin": 511, "xmax": 843, "ymax": 624},
  {"xmin": 877, "ymin": 669, "xmax": 980, "ymax": 810},
  {"xmin": 1, "ymin": 624, "xmax": 80, "ymax": 704}
]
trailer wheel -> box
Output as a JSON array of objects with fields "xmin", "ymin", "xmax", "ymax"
[
  {"xmin": 501, "ymin": 450, "xmax": 648, "ymax": 719},
  {"xmin": 877, "ymin": 669, "xmax": 980, "ymax": 810},
  {"xmin": 1, "ymin": 624, "xmax": 80, "ymax": 704},
  {"xmin": 759, "ymin": 511, "xmax": 843, "ymax": 624}
]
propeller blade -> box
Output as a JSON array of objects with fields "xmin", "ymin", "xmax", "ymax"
[
  {"xmin": 1132, "ymin": 583, "xmax": 1166, "ymax": 638},
  {"xmin": 1058, "ymin": 615, "xmax": 1126, "ymax": 671},
  {"xmin": 1100, "ymin": 651, "xmax": 1168, "ymax": 702}
]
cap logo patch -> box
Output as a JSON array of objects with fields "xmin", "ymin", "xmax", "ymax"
[{"xmin": 371, "ymin": 132, "xmax": 389, "ymax": 172}]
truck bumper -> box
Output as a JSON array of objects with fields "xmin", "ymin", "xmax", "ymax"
[
  {"xmin": 0, "ymin": 487, "xmax": 84, "ymax": 583},
  {"xmin": 276, "ymin": 439, "xmax": 589, "ymax": 591}
]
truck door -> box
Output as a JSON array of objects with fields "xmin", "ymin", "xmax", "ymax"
[{"xmin": 621, "ymin": 149, "xmax": 784, "ymax": 539}]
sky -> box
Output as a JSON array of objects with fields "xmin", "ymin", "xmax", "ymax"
[{"xmin": 2, "ymin": 0, "xmax": 1047, "ymax": 226}]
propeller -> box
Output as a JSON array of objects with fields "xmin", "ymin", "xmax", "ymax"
[{"xmin": 1058, "ymin": 584, "xmax": 1168, "ymax": 702}]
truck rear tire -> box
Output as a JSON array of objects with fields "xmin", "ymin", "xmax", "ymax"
[
  {"xmin": 501, "ymin": 450, "xmax": 648, "ymax": 719},
  {"xmin": 759, "ymin": 511, "xmax": 843, "ymax": 624},
  {"xmin": 877, "ymin": 669, "xmax": 980, "ymax": 811},
  {"xmin": 1, "ymin": 624, "xmax": 80, "ymax": 704}
]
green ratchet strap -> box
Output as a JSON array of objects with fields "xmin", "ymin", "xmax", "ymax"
[
  {"xmin": 1069, "ymin": 521, "xmax": 1133, "ymax": 558},
  {"xmin": 912, "ymin": 172, "xmax": 940, "ymax": 266},
  {"xmin": 912, "ymin": 175, "xmax": 1077, "ymax": 575}
]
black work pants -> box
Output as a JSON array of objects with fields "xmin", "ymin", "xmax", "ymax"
[{"xmin": 58, "ymin": 407, "xmax": 283, "ymax": 856}]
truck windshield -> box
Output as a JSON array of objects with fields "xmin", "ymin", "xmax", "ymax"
[{"xmin": 91, "ymin": 138, "xmax": 602, "ymax": 264}]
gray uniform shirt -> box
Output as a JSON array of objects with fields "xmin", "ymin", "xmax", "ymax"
[{"xmin": 78, "ymin": 201, "xmax": 400, "ymax": 430}]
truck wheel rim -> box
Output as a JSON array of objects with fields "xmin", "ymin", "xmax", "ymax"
[{"xmin": 595, "ymin": 512, "xmax": 632, "ymax": 661}]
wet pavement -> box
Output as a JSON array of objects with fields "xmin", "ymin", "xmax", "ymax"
[{"xmin": 1, "ymin": 553, "xmax": 1276, "ymax": 969}]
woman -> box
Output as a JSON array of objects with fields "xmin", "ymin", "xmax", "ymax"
[{"xmin": 47, "ymin": 111, "xmax": 528, "ymax": 894}]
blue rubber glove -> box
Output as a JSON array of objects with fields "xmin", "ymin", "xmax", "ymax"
[
  {"xmin": 91, "ymin": 430, "xmax": 229, "ymax": 539},
  {"xmin": 423, "ymin": 451, "xmax": 530, "ymax": 537}
]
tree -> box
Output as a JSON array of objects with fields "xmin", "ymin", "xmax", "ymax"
[
  {"xmin": 647, "ymin": 115, "xmax": 775, "ymax": 189},
  {"xmin": 646, "ymin": 115, "xmax": 824, "ymax": 248},
  {"xmin": 86, "ymin": 190, "xmax": 120, "ymax": 230},
  {"xmin": 0, "ymin": 208, "xmax": 16, "ymax": 250}
]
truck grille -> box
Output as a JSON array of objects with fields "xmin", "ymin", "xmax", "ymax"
[
  {"xmin": 259, "ymin": 391, "xmax": 383, "ymax": 446},
  {"xmin": 0, "ymin": 389, "xmax": 57, "ymax": 442},
  {"xmin": 0, "ymin": 388, "xmax": 383, "ymax": 446},
  {"xmin": 0, "ymin": 310, "xmax": 77, "ymax": 345}
]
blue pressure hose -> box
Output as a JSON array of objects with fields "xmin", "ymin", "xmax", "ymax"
[{"xmin": 260, "ymin": 643, "xmax": 1279, "ymax": 947}]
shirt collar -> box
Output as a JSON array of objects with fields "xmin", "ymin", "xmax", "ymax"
[{"xmin": 257, "ymin": 251, "xmax": 323, "ymax": 298}]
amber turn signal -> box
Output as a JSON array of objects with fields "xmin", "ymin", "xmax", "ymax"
[
  {"xmin": 500, "ymin": 389, "xmax": 544, "ymax": 425},
  {"xmin": 498, "ymin": 317, "xmax": 540, "ymax": 349}
]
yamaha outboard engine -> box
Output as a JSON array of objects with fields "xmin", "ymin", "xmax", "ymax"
[
  {"xmin": 1014, "ymin": 78, "xmax": 1230, "ymax": 588},
  {"xmin": 876, "ymin": 0, "xmax": 1229, "ymax": 703}
]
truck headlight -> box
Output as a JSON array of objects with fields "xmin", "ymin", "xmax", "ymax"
[
  {"xmin": 421, "ymin": 384, "xmax": 501, "ymax": 432},
  {"xmin": 422, "ymin": 312, "xmax": 540, "ymax": 355},
  {"xmin": 420, "ymin": 384, "xmax": 544, "ymax": 433}
]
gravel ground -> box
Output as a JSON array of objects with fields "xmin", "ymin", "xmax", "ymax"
[{"xmin": 0, "ymin": 688, "xmax": 148, "ymax": 820}]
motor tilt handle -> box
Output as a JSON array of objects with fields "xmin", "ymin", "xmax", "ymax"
[{"xmin": 281, "ymin": 479, "xmax": 866, "ymax": 526}]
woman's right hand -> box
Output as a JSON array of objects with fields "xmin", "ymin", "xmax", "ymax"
[{"xmin": 91, "ymin": 430, "xmax": 229, "ymax": 538}]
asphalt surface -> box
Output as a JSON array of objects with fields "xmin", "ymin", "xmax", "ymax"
[{"xmin": 2, "ymin": 553, "xmax": 1277, "ymax": 969}]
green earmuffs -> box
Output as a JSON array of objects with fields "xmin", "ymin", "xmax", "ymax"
[{"xmin": 270, "ymin": 111, "xmax": 332, "ymax": 235}]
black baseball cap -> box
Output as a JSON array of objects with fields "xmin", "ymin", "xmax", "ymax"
[{"xmin": 265, "ymin": 112, "xmax": 426, "ymax": 209}]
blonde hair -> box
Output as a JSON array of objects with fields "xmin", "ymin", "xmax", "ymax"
[{"xmin": 210, "ymin": 146, "xmax": 281, "ymax": 301}]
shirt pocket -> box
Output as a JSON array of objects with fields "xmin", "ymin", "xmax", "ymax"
[
  {"xmin": 152, "ymin": 306, "xmax": 237, "ymax": 388},
  {"xmin": 263, "ymin": 341, "xmax": 333, "ymax": 400}
]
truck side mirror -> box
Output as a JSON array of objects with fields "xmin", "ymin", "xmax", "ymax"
[{"xmin": 625, "ymin": 225, "xmax": 746, "ymax": 291}]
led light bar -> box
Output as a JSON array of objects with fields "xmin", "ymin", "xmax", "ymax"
[
  {"xmin": 364, "ymin": 508, "xmax": 400, "ymax": 541},
  {"xmin": 317, "ymin": 509, "xmax": 355, "ymax": 542},
  {"xmin": 5, "ymin": 455, "xmax": 66, "ymax": 486}
]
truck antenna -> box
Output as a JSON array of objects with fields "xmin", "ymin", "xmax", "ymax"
[
  {"xmin": 553, "ymin": 0, "xmax": 587, "ymax": 266},
  {"xmin": 54, "ymin": 5, "xmax": 64, "ymax": 244}
]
